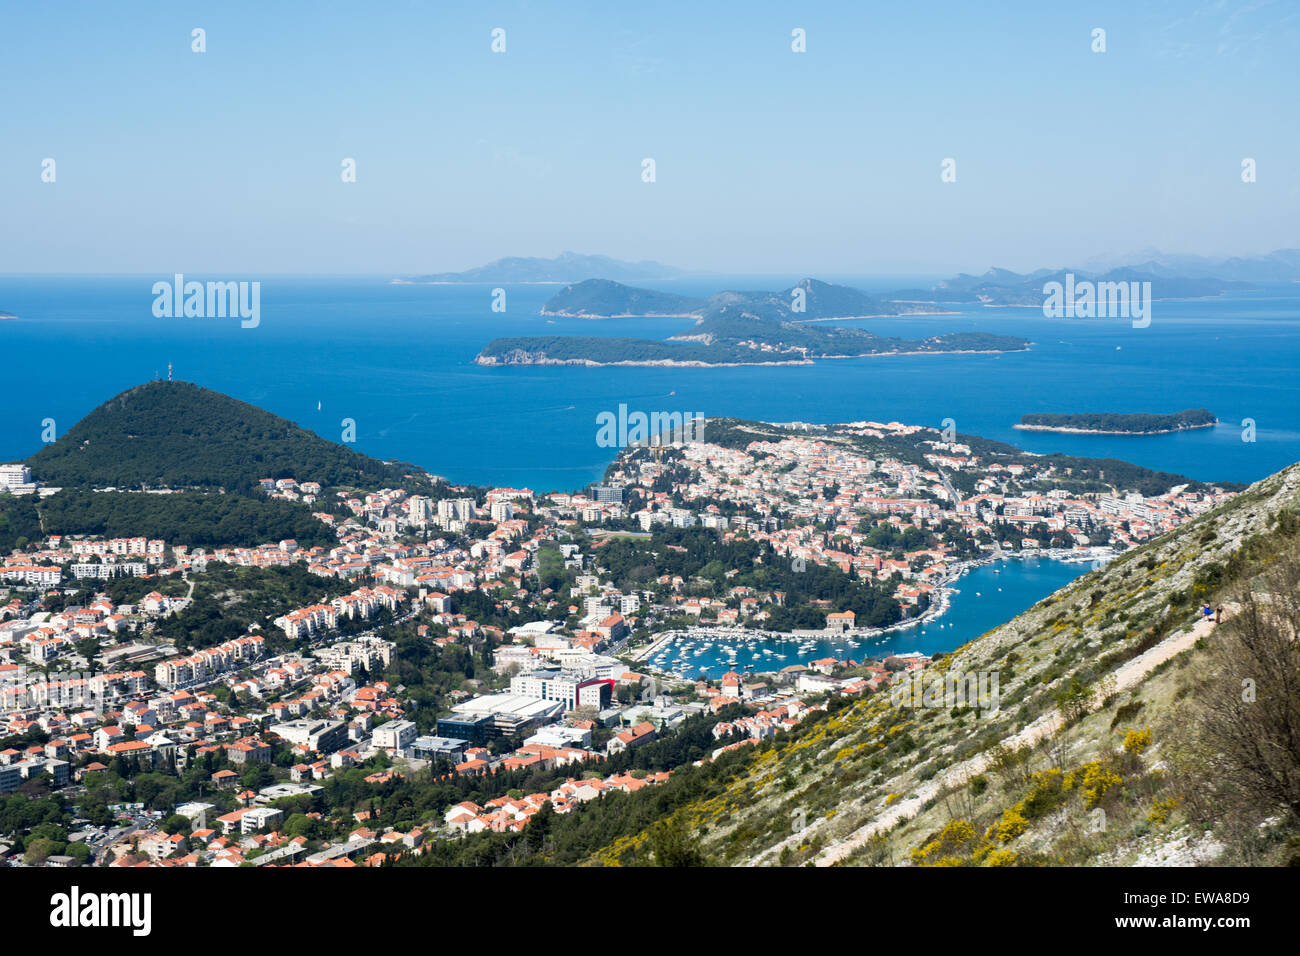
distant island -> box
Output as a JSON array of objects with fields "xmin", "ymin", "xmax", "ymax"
[
  {"xmin": 910, "ymin": 269, "xmax": 1246, "ymax": 307},
  {"xmin": 477, "ymin": 323, "xmax": 1030, "ymax": 368},
  {"xmin": 401, "ymin": 246, "xmax": 1300, "ymax": 302},
  {"xmin": 1014, "ymin": 409, "xmax": 1218, "ymax": 435},
  {"xmin": 460, "ymin": 248, "xmax": 1300, "ymax": 368},
  {"xmin": 395, "ymin": 252, "xmax": 686, "ymax": 284},
  {"xmin": 479, "ymin": 277, "xmax": 1028, "ymax": 366},
  {"xmin": 543, "ymin": 279, "xmax": 704, "ymax": 317},
  {"xmin": 542, "ymin": 277, "xmax": 951, "ymax": 319},
  {"xmin": 893, "ymin": 249, "xmax": 1300, "ymax": 306}
]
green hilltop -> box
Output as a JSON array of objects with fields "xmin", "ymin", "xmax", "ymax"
[
  {"xmin": 2, "ymin": 381, "xmax": 448, "ymax": 551},
  {"xmin": 26, "ymin": 380, "xmax": 428, "ymax": 493}
]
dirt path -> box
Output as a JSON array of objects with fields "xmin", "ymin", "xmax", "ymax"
[{"xmin": 808, "ymin": 606, "xmax": 1233, "ymax": 867}]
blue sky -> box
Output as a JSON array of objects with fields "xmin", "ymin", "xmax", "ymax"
[{"xmin": 2, "ymin": 0, "xmax": 1297, "ymax": 275}]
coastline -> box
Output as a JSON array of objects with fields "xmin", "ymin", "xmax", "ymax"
[
  {"xmin": 475, "ymin": 355, "xmax": 816, "ymax": 368},
  {"xmin": 541, "ymin": 310, "xmax": 703, "ymax": 319},
  {"xmin": 475, "ymin": 346, "xmax": 1032, "ymax": 368},
  {"xmin": 538, "ymin": 308, "xmax": 965, "ymax": 321},
  {"xmin": 790, "ymin": 309, "xmax": 962, "ymax": 321},
  {"xmin": 818, "ymin": 347, "xmax": 1032, "ymax": 360},
  {"xmin": 1013, "ymin": 421, "xmax": 1217, "ymax": 436}
]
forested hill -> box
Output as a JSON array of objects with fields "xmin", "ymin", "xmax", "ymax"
[
  {"xmin": 1017, "ymin": 409, "xmax": 1217, "ymax": 434},
  {"xmin": 541, "ymin": 279, "xmax": 706, "ymax": 316},
  {"xmin": 25, "ymin": 381, "xmax": 428, "ymax": 493}
]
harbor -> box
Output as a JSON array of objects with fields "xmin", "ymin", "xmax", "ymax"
[{"xmin": 637, "ymin": 550, "xmax": 1112, "ymax": 680}]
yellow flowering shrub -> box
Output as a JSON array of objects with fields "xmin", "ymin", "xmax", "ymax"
[
  {"xmin": 1147, "ymin": 797, "xmax": 1180, "ymax": 825},
  {"xmin": 911, "ymin": 819, "xmax": 977, "ymax": 865},
  {"xmin": 1123, "ymin": 728, "xmax": 1152, "ymax": 757},
  {"xmin": 1079, "ymin": 761, "xmax": 1122, "ymax": 808},
  {"xmin": 993, "ymin": 806, "xmax": 1029, "ymax": 843}
]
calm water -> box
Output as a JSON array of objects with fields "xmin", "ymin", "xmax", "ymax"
[
  {"xmin": 2, "ymin": 276, "xmax": 1296, "ymax": 491},
  {"xmin": 645, "ymin": 558, "xmax": 1090, "ymax": 678}
]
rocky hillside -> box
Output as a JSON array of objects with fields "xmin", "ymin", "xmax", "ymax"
[{"xmin": 583, "ymin": 460, "xmax": 1300, "ymax": 866}]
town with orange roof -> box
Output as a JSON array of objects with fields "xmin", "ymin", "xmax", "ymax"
[{"xmin": 0, "ymin": 419, "xmax": 1236, "ymax": 869}]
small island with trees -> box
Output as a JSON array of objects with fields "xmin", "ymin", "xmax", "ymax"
[{"xmin": 1014, "ymin": 409, "xmax": 1218, "ymax": 435}]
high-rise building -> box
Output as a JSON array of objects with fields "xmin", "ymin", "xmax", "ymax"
[
  {"xmin": 438, "ymin": 498, "xmax": 476, "ymax": 522},
  {"xmin": 407, "ymin": 496, "xmax": 432, "ymax": 525}
]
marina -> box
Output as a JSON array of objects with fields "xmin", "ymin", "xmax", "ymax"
[{"xmin": 638, "ymin": 552, "xmax": 1104, "ymax": 680}]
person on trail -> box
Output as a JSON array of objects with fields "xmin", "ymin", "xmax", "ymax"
[
  {"xmin": 1202, "ymin": 603, "xmax": 1214, "ymax": 625},
  {"xmin": 1215, "ymin": 605, "xmax": 1223, "ymax": 624}
]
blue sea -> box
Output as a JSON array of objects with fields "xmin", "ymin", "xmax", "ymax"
[
  {"xmin": 2, "ymin": 275, "xmax": 1296, "ymax": 492},
  {"xmin": 2, "ymin": 275, "xmax": 1296, "ymax": 657}
]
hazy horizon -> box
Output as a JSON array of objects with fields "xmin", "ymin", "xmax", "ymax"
[{"xmin": 1, "ymin": 247, "xmax": 1297, "ymax": 283}]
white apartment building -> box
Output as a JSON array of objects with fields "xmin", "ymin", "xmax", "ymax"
[
  {"xmin": 407, "ymin": 496, "xmax": 432, "ymax": 525},
  {"xmin": 0, "ymin": 464, "xmax": 32, "ymax": 490},
  {"xmin": 437, "ymin": 498, "xmax": 476, "ymax": 523}
]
